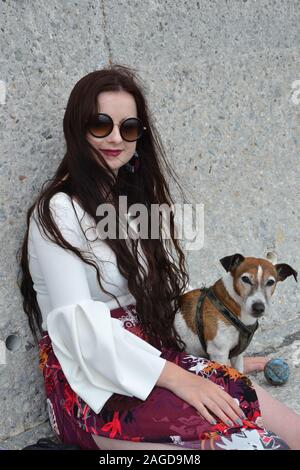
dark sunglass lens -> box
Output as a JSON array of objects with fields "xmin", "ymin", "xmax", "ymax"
[
  {"xmin": 88, "ymin": 114, "xmax": 112, "ymax": 138},
  {"xmin": 121, "ymin": 118, "xmax": 143, "ymax": 142}
]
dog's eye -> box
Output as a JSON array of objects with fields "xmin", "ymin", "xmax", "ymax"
[
  {"xmin": 266, "ymin": 279, "xmax": 275, "ymax": 286},
  {"xmin": 241, "ymin": 276, "xmax": 252, "ymax": 285}
]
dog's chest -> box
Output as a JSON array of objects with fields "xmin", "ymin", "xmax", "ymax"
[
  {"xmin": 208, "ymin": 319, "xmax": 240, "ymax": 353},
  {"xmin": 174, "ymin": 312, "xmax": 240, "ymax": 356},
  {"xmin": 174, "ymin": 312, "xmax": 206, "ymax": 356}
]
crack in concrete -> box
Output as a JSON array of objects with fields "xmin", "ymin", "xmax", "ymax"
[
  {"xmin": 101, "ymin": 0, "xmax": 113, "ymax": 65},
  {"xmin": 281, "ymin": 330, "xmax": 300, "ymax": 346},
  {"xmin": 253, "ymin": 329, "xmax": 300, "ymax": 356}
]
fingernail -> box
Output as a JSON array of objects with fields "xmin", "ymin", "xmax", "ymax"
[
  {"xmin": 235, "ymin": 418, "xmax": 243, "ymax": 426},
  {"xmin": 226, "ymin": 420, "xmax": 233, "ymax": 427},
  {"xmin": 211, "ymin": 419, "xmax": 217, "ymax": 425}
]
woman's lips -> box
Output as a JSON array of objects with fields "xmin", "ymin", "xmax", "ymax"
[{"xmin": 100, "ymin": 149, "xmax": 122, "ymax": 157}]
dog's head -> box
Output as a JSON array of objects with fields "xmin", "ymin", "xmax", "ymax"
[{"xmin": 220, "ymin": 252, "xmax": 297, "ymax": 319}]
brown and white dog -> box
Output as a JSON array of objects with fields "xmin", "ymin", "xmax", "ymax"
[{"xmin": 175, "ymin": 253, "xmax": 297, "ymax": 373}]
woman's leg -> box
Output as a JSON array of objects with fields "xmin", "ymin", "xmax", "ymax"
[
  {"xmin": 243, "ymin": 356, "xmax": 268, "ymax": 373},
  {"xmin": 252, "ymin": 381, "xmax": 300, "ymax": 450},
  {"xmin": 91, "ymin": 434, "xmax": 194, "ymax": 450}
]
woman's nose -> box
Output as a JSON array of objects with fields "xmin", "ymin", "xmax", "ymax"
[{"xmin": 107, "ymin": 124, "xmax": 123, "ymax": 143}]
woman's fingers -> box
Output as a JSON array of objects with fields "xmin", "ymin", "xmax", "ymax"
[
  {"xmin": 200, "ymin": 399, "xmax": 234, "ymax": 427},
  {"xmin": 195, "ymin": 406, "xmax": 217, "ymax": 425},
  {"xmin": 221, "ymin": 390, "xmax": 246, "ymax": 419},
  {"xmin": 214, "ymin": 399, "xmax": 244, "ymax": 426},
  {"xmin": 195, "ymin": 392, "xmax": 245, "ymax": 427}
]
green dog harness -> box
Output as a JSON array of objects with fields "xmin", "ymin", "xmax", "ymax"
[{"xmin": 195, "ymin": 286, "xmax": 259, "ymax": 359}]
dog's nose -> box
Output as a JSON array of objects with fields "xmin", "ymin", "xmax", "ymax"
[{"xmin": 252, "ymin": 301, "xmax": 265, "ymax": 317}]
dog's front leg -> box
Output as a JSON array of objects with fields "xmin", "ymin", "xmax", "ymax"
[
  {"xmin": 230, "ymin": 354, "xmax": 244, "ymax": 373},
  {"xmin": 206, "ymin": 341, "xmax": 230, "ymax": 367}
]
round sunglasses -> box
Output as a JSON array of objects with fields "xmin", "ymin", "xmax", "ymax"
[{"xmin": 87, "ymin": 113, "xmax": 147, "ymax": 142}]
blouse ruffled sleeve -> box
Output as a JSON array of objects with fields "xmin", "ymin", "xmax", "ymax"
[{"xmin": 29, "ymin": 193, "xmax": 166, "ymax": 414}]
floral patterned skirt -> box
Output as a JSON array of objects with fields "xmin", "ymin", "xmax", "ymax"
[{"xmin": 38, "ymin": 304, "xmax": 289, "ymax": 450}]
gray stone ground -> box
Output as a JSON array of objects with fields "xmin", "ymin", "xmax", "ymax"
[
  {"xmin": 1, "ymin": 0, "xmax": 300, "ymax": 450},
  {"xmin": 0, "ymin": 421, "xmax": 58, "ymax": 450}
]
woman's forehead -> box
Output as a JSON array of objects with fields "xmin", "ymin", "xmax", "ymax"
[{"xmin": 97, "ymin": 90, "xmax": 137, "ymax": 116}]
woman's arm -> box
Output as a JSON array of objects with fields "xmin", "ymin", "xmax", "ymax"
[
  {"xmin": 29, "ymin": 193, "xmax": 166, "ymax": 413},
  {"xmin": 157, "ymin": 360, "xmax": 245, "ymax": 426}
]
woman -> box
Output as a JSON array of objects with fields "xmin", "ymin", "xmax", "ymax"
[{"xmin": 17, "ymin": 65, "xmax": 300, "ymax": 450}]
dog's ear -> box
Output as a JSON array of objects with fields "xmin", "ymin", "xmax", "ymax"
[
  {"xmin": 275, "ymin": 264, "xmax": 298, "ymax": 282},
  {"xmin": 220, "ymin": 253, "xmax": 245, "ymax": 272},
  {"xmin": 266, "ymin": 251, "xmax": 278, "ymax": 265}
]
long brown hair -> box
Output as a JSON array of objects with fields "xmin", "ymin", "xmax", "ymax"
[{"xmin": 16, "ymin": 64, "xmax": 190, "ymax": 351}]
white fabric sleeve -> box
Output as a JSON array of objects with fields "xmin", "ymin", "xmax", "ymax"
[{"xmin": 30, "ymin": 193, "xmax": 166, "ymax": 413}]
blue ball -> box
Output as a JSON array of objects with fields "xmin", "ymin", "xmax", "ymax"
[{"xmin": 264, "ymin": 358, "xmax": 290, "ymax": 385}]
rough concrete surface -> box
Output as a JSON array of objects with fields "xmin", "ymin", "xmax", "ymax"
[{"xmin": 0, "ymin": 0, "xmax": 299, "ymax": 449}]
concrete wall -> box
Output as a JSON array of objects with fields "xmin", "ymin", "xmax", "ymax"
[{"xmin": 1, "ymin": 0, "xmax": 300, "ymax": 445}]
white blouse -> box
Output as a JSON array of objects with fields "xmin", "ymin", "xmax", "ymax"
[{"xmin": 28, "ymin": 192, "xmax": 188, "ymax": 414}]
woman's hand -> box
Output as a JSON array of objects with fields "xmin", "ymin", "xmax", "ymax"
[{"xmin": 157, "ymin": 360, "xmax": 245, "ymax": 427}]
